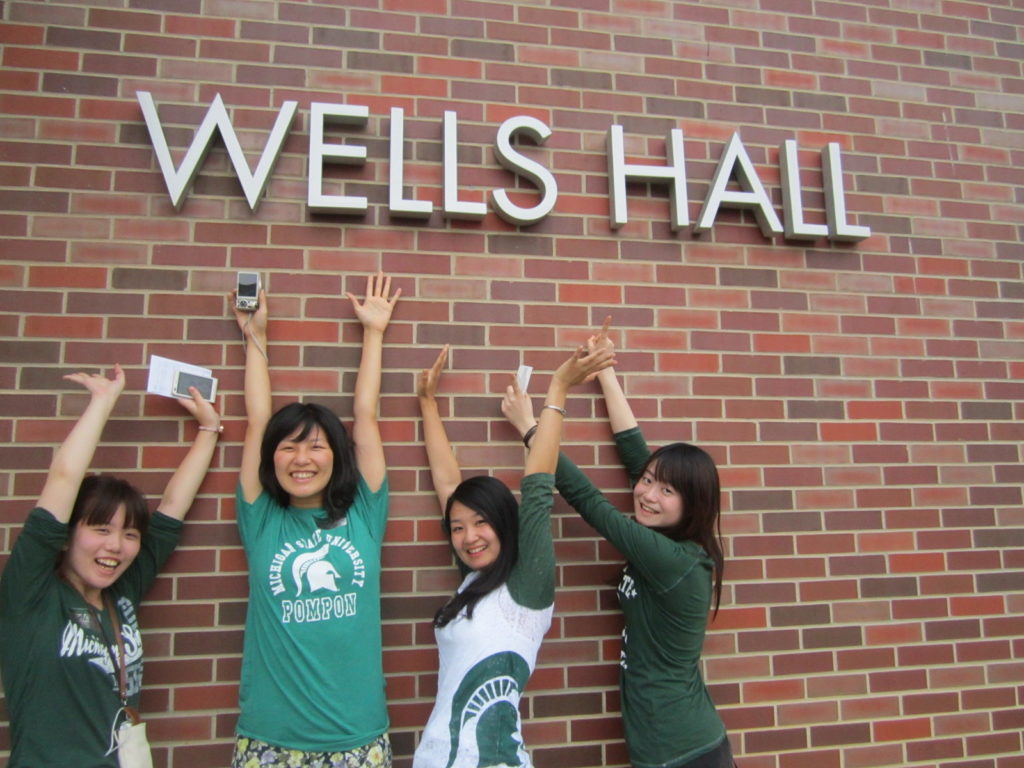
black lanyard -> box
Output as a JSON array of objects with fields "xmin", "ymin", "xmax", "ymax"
[{"xmin": 90, "ymin": 595, "xmax": 128, "ymax": 707}]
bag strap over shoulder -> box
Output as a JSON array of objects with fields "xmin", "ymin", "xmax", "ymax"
[{"xmin": 104, "ymin": 595, "xmax": 141, "ymax": 725}]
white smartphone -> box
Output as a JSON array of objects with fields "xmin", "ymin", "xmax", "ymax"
[
  {"xmin": 235, "ymin": 271, "xmax": 260, "ymax": 311},
  {"xmin": 516, "ymin": 365, "xmax": 533, "ymax": 392},
  {"xmin": 172, "ymin": 370, "xmax": 217, "ymax": 401}
]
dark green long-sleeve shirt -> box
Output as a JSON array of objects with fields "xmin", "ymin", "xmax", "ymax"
[{"xmin": 556, "ymin": 427, "xmax": 726, "ymax": 768}]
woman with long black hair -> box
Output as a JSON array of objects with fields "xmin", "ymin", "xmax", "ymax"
[
  {"xmin": 414, "ymin": 343, "xmax": 614, "ymax": 768},
  {"xmin": 504, "ymin": 319, "xmax": 735, "ymax": 768}
]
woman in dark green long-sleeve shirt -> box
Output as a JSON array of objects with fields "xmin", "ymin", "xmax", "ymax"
[{"xmin": 504, "ymin": 320, "xmax": 735, "ymax": 768}]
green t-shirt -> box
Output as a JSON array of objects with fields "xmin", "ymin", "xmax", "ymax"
[
  {"xmin": 235, "ymin": 476, "xmax": 389, "ymax": 751},
  {"xmin": 556, "ymin": 429, "xmax": 727, "ymax": 768},
  {"xmin": 0, "ymin": 507, "xmax": 181, "ymax": 768}
]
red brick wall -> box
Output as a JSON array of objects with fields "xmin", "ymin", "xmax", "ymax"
[{"xmin": 2, "ymin": 1, "xmax": 1023, "ymax": 767}]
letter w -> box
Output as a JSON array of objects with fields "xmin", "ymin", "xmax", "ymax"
[{"xmin": 137, "ymin": 91, "xmax": 297, "ymax": 210}]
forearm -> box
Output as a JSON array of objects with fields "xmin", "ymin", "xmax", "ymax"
[
  {"xmin": 352, "ymin": 328, "xmax": 383, "ymax": 425},
  {"xmin": 418, "ymin": 395, "xmax": 461, "ymax": 506},
  {"xmin": 525, "ymin": 380, "xmax": 568, "ymax": 476},
  {"xmin": 158, "ymin": 429, "xmax": 220, "ymax": 520},
  {"xmin": 555, "ymin": 452, "xmax": 608, "ymax": 519},
  {"xmin": 598, "ymin": 367, "xmax": 637, "ymax": 434},
  {"xmin": 351, "ymin": 327, "xmax": 388, "ymax": 490},
  {"xmin": 244, "ymin": 332, "xmax": 272, "ymax": 428},
  {"xmin": 36, "ymin": 394, "xmax": 119, "ymax": 521},
  {"xmin": 239, "ymin": 330, "xmax": 271, "ymax": 501},
  {"xmin": 506, "ymin": 473, "xmax": 556, "ymax": 609},
  {"xmin": 49, "ymin": 396, "xmax": 116, "ymax": 479}
]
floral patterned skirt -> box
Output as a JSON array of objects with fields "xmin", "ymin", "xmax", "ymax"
[{"xmin": 231, "ymin": 732, "xmax": 391, "ymax": 768}]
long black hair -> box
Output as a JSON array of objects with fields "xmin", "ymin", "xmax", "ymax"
[
  {"xmin": 640, "ymin": 442, "xmax": 725, "ymax": 615},
  {"xmin": 259, "ymin": 402, "xmax": 358, "ymax": 528},
  {"xmin": 434, "ymin": 475, "xmax": 519, "ymax": 628}
]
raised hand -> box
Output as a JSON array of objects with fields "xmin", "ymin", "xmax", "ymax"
[
  {"xmin": 417, "ymin": 345, "xmax": 448, "ymax": 400},
  {"xmin": 38, "ymin": 364, "xmax": 128, "ymax": 520},
  {"xmin": 348, "ymin": 271, "xmax": 401, "ymax": 333},
  {"xmin": 585, "ymin": 315, "xmax": 616, "ymax": 383},
  {"xmin": 501, "ymin": 373, "xmax": 536, "ymax": 436},
  {"xmin": 588, "ymin": 315, "xmax": 614, "ymax": 354},
  {"xmin": 554, "ymin": 345, "xmax": 617, "ymax": 390},
  {"xmin": 230, "ymin": 288, "xmax": 268, "ymax": 341},
  {"xmin": 64, "ymin": 363, "xmax": 126, "ymax": 404}
]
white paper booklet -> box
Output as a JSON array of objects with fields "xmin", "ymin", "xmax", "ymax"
[{"xmin": 146, "ymin": 355, "xmax": 218, "ymax": 401}]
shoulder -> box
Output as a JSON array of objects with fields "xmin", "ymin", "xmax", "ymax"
[
  {"xmin": 355, "ymin": 472, "xmax": 389, "ymax": 503},
  {"xmin": 348, "ymin": 472, "xmax": 389, "ymax": 525},
  {"xmin": 7, "ymin": 508, "xmax": 68, "ymax": 556},
  {"xmin": 659, "ymin": 538, "xmax": 712, "ymax": 569},
  {"xmin": 148, "ymin": 511, "xmax": 184, "ymax": 534},
  {"xmin": 235, "ymin": 483, "xmax": 289, "ymax": 519},
  {"xmin": 659, "ymin": 540, "xmax": 713, "ymax": 584},
  {"xmin": 25, "ymin": 506, "xmax": 68, "ymax": 534}
]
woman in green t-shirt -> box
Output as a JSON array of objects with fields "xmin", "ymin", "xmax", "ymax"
[
  {"xmin": 504, "ymin": 319, "xmax": 736, "ymax": 768},
  {"xmin": 0, "ymin": 364, "xmax": 221, "ymax": 767},
  {"xmin": 229, "ymin": 272, "xmax": 399, "ymax": 768}
]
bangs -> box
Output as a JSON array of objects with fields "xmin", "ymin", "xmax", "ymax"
[
  {"xmin": 648, "ymin": 452, "xmax": 687, "ymax": 496},
  {"xmin": 646, "ymin": 442, "xmax": 719, "ymax": 498},
  {"xmin": 72, "ymin": 475, "xmax": 150, "ymax": 536},
  {"xmin": 279, "ymin": 417, "xmax": 317, "ymax": 445},
  {"xmin": 264, "ymin": 402, "xmax": 336, "ymax": 452},
  {"xmin": 259, "ymin": 401, "xmax": 358, "ymax": 527}
]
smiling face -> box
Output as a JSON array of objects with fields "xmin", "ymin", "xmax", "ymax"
[
  {"xmin": 273, "ymin": 425, "xmax": 335, "ymax": 508},
  {"xmin": 448, "ymin": 501, "xmax": 502, "ymax": 572},
  {"xmin": 633, "ymin": 465, "xmax": 684, "ymax": 530},
  {"xmin": 61, "ymin": 504, "xmax": 141, "ymax": 608}
]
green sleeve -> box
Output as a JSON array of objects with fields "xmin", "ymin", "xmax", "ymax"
[
  {"xmin": 0, "ymin": 508, "xmax": 67, "ymax": 616},
  {"xmin": 113, "ymin": 510, "xmax": 183, "ymax": 604},
  {"xmin": 555, "ymin": 452, "xmax": 698, "ymax": 595},
  {"xmin": 506, "ymin": 472, "xmax": 555, "ymax": 609},
  {"xmin": 614, "ymin": 426, "xmax": 652, "ymax": 484}
]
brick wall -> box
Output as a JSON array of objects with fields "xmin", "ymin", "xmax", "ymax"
[{"xmin": 1, "ymin": 1, "xmax": 1023, "ymax": 766}]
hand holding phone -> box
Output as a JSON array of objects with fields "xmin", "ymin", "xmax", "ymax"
[
  {"xmin": 172, "ymin": 370, "xmax": 217, "ymax": 402},
  {"xmin": 235, "ymin": 272, "xmax": 261, "ymax": 312}
]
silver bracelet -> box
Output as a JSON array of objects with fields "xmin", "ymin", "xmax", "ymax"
[
  {"xmin": 198, "ymin": 425, "xmax": 223, "ymax": 434},
  {"xmin": 542, "ymin": 404, "xmax": 567, "ymax": 416}
]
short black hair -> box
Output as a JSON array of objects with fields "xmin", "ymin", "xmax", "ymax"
[
  {"xmin": 69, "ymin": 474, "xmax": 150, "ymax": 537},
  {"xmin": 259, "ymin": 402, "xmax": 358, "ymax": 528}
]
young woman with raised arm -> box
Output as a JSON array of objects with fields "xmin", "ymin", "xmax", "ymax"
[
  {"xmin": 413, "ymin": 343, "xmax": 615, "ymax": 768},
  {"xmin": 229, "ymin": 273, "xmax": 399, "ymax": 768},
  {"xmin": 503, "ymin": 319, "xmax": 735, "ymax": 768},
  {"xmin": 0, "ymin": 364, "xmax": 221, "ymax": 767}
]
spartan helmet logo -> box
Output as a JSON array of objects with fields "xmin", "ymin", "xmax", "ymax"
[
  {"xmin": 292, "ymin": 543, "xmax": 340, "ymax": 596},
  {"xmin": 445, "ymin": 651, "xmax": 531, "ymax": 768}
]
